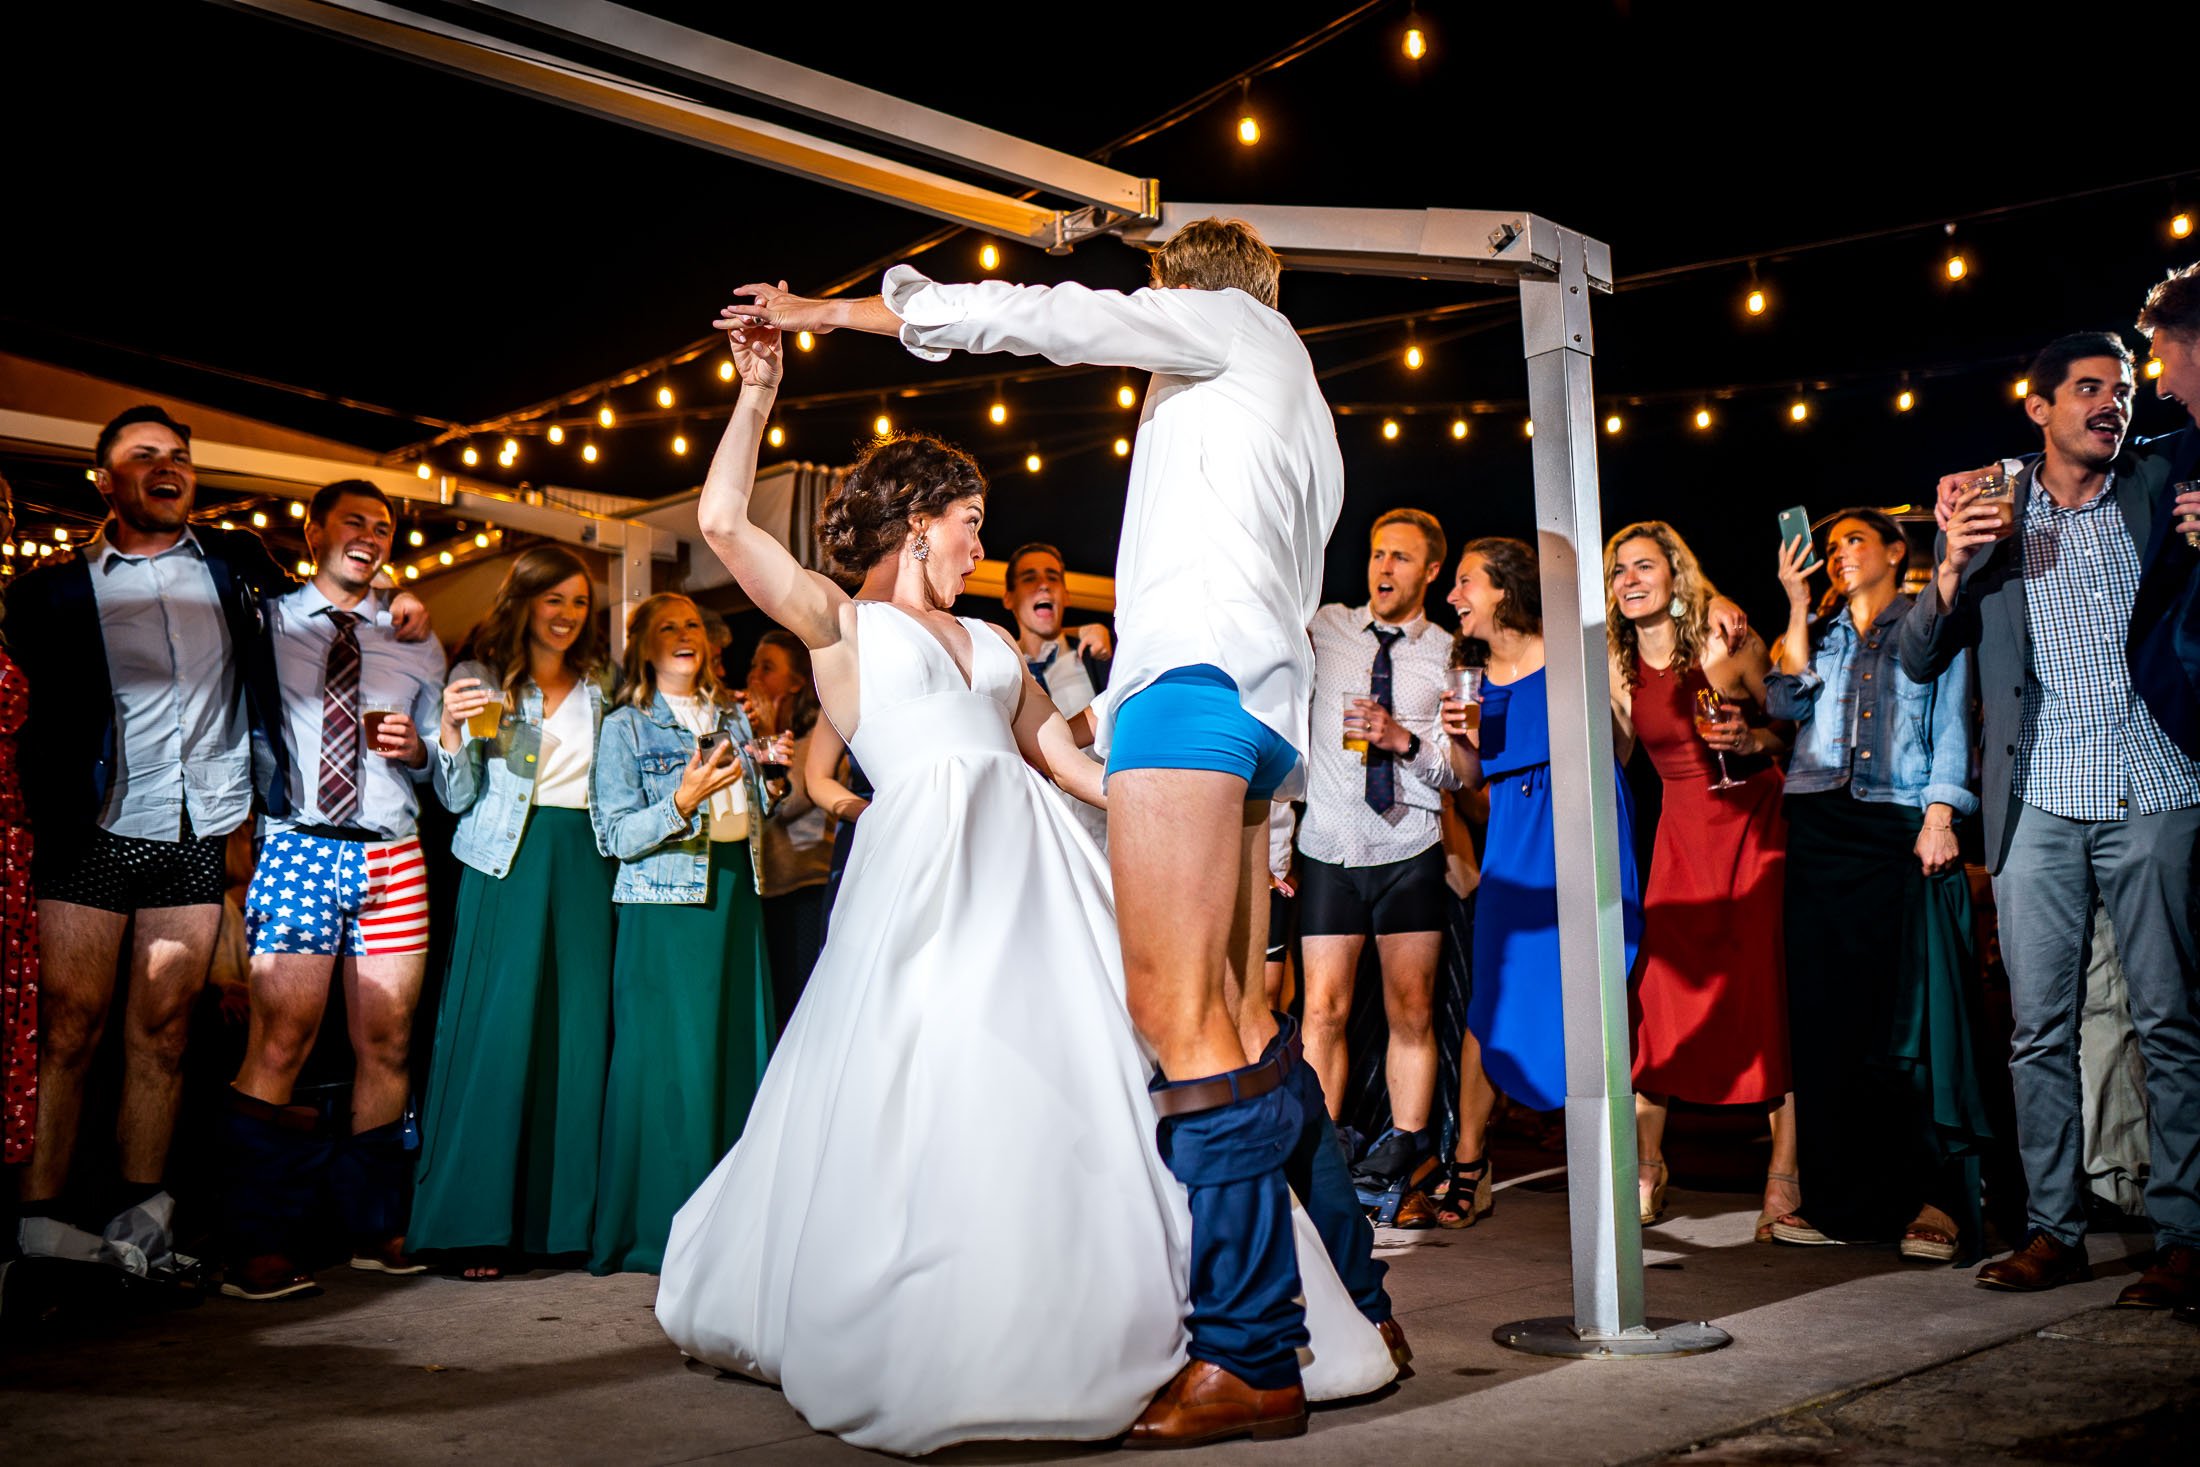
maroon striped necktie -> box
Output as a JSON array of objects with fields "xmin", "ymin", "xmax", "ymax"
[{"xmin": 318, "ymin": 609, "xmax": 362, "ymax": 824}]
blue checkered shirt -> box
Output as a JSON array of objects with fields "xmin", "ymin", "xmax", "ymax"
[{"xmin": 2015, "ymin": 475, "xmax": 2200, "ymax": 819}]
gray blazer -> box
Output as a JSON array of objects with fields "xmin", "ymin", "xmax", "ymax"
[{"xmin": 1898, "ymin": 449, "xmax": 2177, "ymax": 873}]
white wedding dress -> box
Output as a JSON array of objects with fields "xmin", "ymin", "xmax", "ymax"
[{"xmin": 657, "ymin": 601, "xmax": 1394, "ymax": 1456}]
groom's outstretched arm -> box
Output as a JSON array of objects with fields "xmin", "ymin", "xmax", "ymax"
[{"xmin": 724, "ymin": 269, "xmax": 1236, "ymax": 378}]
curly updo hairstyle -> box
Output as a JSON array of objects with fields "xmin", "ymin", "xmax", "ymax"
[{"xmin": 816, "ymin": 432, "xmax": 987, "ymax": 577}]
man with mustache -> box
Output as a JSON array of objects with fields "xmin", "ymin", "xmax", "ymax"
[
  {"xmin": 7, "ymin": 405, "xmax": 429, "ymax": 1278},
  {"xmin": 1903, "ymin": 332, "xmax": 2200, "ymax": 1309},
  {"xmin": 1003, "ymin": 540, "xmax": 1111, "ymax": 849},
  {"xmin": 216, "ymin": 479, "xmax": 445, "ymax": 1301}
]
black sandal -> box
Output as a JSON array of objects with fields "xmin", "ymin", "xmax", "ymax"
[{"xmin": 1434, "ymin": 1157, "xmax": 1493, "ymax": 1230}]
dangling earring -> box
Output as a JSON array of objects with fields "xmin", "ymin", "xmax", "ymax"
[
  {"xmin": 911, "ymin": 530, "xmax": 931, "ymax": 564},
  {"xmin": 1667, "ymin": 595, "xmax": 1684, "ymax": 620}
]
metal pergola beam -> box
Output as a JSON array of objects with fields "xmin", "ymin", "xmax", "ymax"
[
  {"xmin": 1126, "ymin": 204, "xmax": 1613, "ymax": 289},
  {"xmin": 451, "ymin": 0, "xmax": 1157, "ymax": 224}
]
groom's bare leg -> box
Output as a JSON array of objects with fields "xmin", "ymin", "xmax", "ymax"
[
  {"xmin": 1111, "ymin": 768, "xmax": 1258, "ymax": 1080},
  {"xmin": 1227, "ymin": 799, "xmax": 1279, "ymax": 1065}
]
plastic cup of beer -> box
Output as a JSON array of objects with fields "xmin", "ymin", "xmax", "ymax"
[
  {"xmin": 1968, "ymin": 468, "xmax": 2016, "ymax": 536},
  {"xmin": 466, "ymin": 694, "xmax": 505, "ymax": 741},
  {"xmin": 1445, "ymin": 666, "xmax": 1484, "ymax": 733},
  {"xmin": 362, "ymin": 702, "xmax": 403, "ymax": 755},
  {"xmin": 2175, "ymin": 479, "xmax": 2199, "ymax": 551},
  {"xmin": 1340, "ymin": 693, "xmax": 1371, "ymax": 758}
]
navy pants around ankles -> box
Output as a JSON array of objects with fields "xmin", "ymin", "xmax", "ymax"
[
  {"xmin": 1153, "ymin": 1072, "xmax": 1309, "ymax": 1392},
  {"xmin": 330, "ymin": 1121, "xmax": 409, "ymax": 1244},
  {"xmin": 1274, "ymin": 1034, "xmax": 1391, "ymax": 1325},
  {"xmin": 217, "ymin": 1104, "xmax": 331, "ymax": 1259}
]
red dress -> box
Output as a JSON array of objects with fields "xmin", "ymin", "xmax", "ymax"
[
  {"xmin": 1628, "ymin": 656, "xmax": 1790, "ymax": 1105},
  {"xmin": 0, "ymin": 646, "xmax": 35, "ymax": 1162}
]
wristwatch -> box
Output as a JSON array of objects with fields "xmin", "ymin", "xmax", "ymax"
[{"xmin": 1399, "ymin": 731, "xmax": 1422, "ymax": 763}]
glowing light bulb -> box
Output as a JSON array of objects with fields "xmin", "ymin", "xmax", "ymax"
[
  {"xmin": 1945, "ymin": 254, "xmax": 1967, "ymax": 281},
  {"xmin": 1524, "ymin": 419, "xmax": 1534, "ymax": 437},
  {"xmin": 2146, "ymin": 357, "xmax": 2164, "ymax": 379},
  {"xmin": 1025, "ymin": 453, "xmax": 1042, "ymax": 473},
  {"xmin": 1897, "ymin": 390, "xmax": 1916, "ymax": 412},
  {"xmin": 251, "ymin": 511, "xmax": 269, "ymax": 528},
  {"xmin": 795, "ymin": 331, "xmax": 815, "ymax": 352},
  {"xmin": 719, "ymin": 359, "xmax": 735, "ymax": 381},
  {"xmin": 657, "ymin": 385, "xmax": 674, "ymax": 408},
  {"xmin": 873, "ymin": 414, "xmax": 892, "ymax": 437},
  {"xmin": 462, "ymin": 447, "xmax": 479, "ymax": 466},
  {"xmin": 672, "ymin": 434, "xmax": 689, "ymax": 455},
  {"xmin": 296, "ymin": 560, "xmax": 313, "ymax": 576},
  {"xmin": 1404, "ymin": 26, "xmax": 1426, "ymax": 59},
  {"xmin": 2014, "ymin": 378, "xmax": 2030, "ymax": 399},
  {"xmin": 409, "ymin": 529, "xmax": 425, "ymax": 547},
  {"xmin": 1117, "ymin": 384, "xmax": 1137, "ymax": 409},
  {"xmin": 767, "ymin": 425, "xmax": 786, "ymax": 447},
  {"xmin": 1789, "ymin": 401, "xmax": 1810, "ymax": 422},
  {"xmin": 219, "ymin": 521, "xmax": 236, "ymax": 532},
  {"xmin": 1450, "ymin": 419, "xmax": 1468, "ymax": 440},
  {"xmin": 1, "ymin": 544, "xmax": 11, "ymax": 557},
  {"xmin": 416, "ymin": 462, "xmax": 433, "ymax": 479},
  {"xmin": 988, "ymin": 402, "xmax": 1007, "ymax": 425},
  {"xmin": 1237, "ymin": 114, "xmax": 1259, "ymax": 146},
  {"xmin": 1404, "ymin": 344, "xmax": 1424, "ymax": 370},
  {"xmin": 404, "ymin": 565, "xmax": 419, "ymax": 580},
  {"xmin": 1694, "ymin": 408, "xmax": 1713, "ymax": 430},
  {"xmin": 979, "ymin": 243, "xmax": 1000, "ymax": 271},
  {"xmin": 439, "ymin": 550, "xmax": 454, "ymax": 566},
  {"xmin": 582, "ymin": 443, "xmax": 599, "ymax": 463},
  {"xmin": 2174, "ymin": 212, "xmax": 2193, "ymax": 240},
  {"xmin": 474, "ymin": 532, "xmax": 491, "ymax": 549},
  {"xmin": 1604, "ymin": 414, "xmax": 1623, "ymax": 435},
  {"xmin": 502, "ymin": 438, "xmax": 519, "ymax": 459},
  {"xmin": 1745, "ymin": 288, "xmax": 1767, "ymax": 316},
  {"xmin": 548, "ymin": 424, "xmax": 566, "ymax": 444},
  {"xmin": 37, "ymin": 544, "xmax": 51, "ymax": 557},
  {"xmin": 1114, "ymin": 437, "xmax": 1131, "ymax": 457},
  {"xmin": 287, "ymin": 501, "xmax": 304, "ymax": 519},
  {"xmin": 1381, "ymin": 419, "xmax": 1400, "ymax": 441},
  {"xmin": 598, "ymin": 404, "xmax": 615, "ymax": 428}
]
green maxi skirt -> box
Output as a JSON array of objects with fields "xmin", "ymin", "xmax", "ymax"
[
  {"xmin": 412, "ymin": 808, "xmax": 617, "ymax": 1257},
  {"xmin": 591, "ymin": 839, "xmax": 775, "ymax": 1274}
]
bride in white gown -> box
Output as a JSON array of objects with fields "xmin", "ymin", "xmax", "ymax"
[{"xmin": 655, "ymin": 314, "xmax": 1395, "ymax": 1456}]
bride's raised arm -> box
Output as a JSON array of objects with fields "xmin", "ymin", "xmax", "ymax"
[{"xmin": 696, "ymin": 307, "xmax": 849, "ymax": 652}]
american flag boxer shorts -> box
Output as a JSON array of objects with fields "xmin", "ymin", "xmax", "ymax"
[{"xmin": 245, "ymin": 831, "xmax": 430, "ymax": 958}]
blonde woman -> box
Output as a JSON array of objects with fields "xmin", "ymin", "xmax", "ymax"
[
  {"xmin": 589, "ymin": 593, "xmax": 785, "ymax": 1274},
  {"xmin": 1606, "ymin": 521, "xmax": 1796, "ymax": 1238}
]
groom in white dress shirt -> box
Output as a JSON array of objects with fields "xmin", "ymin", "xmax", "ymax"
[{"xmin": 727, "ymin": 218, "xmax": 1401, "ymax": 1448}]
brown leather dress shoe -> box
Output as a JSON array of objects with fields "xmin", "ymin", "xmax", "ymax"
[
  {"xmin": 2115, "ymin": 1244, "xmax": 2200, "ymax": 1309},
  {"xmin": 1975, "ymin": 1233, "xmax": 2092, "ymax": 1292},
  {"xmin": 1122, "ymin": 1360, "xmax": 1307, "ymax": 1450},
  {"xmin": 1376, "ymin": 1317, "xmax": 1413, "ymax": 1378},
  {"xmin": 349, "ymin": 1235, "xmax": 428, "ymax": 1276}
]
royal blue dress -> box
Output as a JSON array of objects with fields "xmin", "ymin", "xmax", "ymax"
[{"xmin": 1470, "ymin": 668, "xmax": 1644, "ymax": 1110}]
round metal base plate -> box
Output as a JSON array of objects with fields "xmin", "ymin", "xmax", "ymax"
[{"xmin": 1492, "ymin": 1317, "xmax": 1733, "ymax": 1358}]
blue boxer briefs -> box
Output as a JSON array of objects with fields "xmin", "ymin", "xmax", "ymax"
[{"xmin": 1107, "ymin": 664, "xmax": 1299, "ymax": 801}]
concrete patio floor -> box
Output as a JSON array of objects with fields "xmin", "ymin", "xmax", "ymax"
[{"xmin": 3, "ymin": 1165, "xmax": 2188, "ymax": 1465}]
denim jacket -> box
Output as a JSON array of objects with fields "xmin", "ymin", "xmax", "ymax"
[
  {"xmin": 1765, "ymin": 597, "xmax": 1978, "ymax": 816},
  {"xmin": 591, "ymin": 691, "xmax": 776, "ymax": 903},
  {"xmin": 433, "ymin": 659, "xmax": 614, "ymax": 877}
]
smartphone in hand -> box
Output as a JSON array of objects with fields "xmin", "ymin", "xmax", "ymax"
[
  {"xmin": 695, "ymin": 729, "xmax": 729, "ymax": 759},
  {"xmin": 1776, "ymin": 505, "xmax": 1821, "ymax": 573}
]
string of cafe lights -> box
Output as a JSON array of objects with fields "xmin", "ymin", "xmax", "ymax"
[{"xmin": 399, "ymin": 179, "xmax": 2191, "ymax": 478}]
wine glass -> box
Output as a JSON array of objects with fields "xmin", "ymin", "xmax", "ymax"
[{"xmin": 1694, "ymin": 687, "xmax": 1744, "ymax": 791}]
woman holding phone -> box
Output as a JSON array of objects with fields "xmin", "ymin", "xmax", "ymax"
[
  {"xmin": 414, "ymin": 547, "xmax": 616, "ymax": 1279},
  {"xmin": 589, "ymin": 593, "xmax": 787, "ymax": 1275},
  {"xmin": 1765, "ymin": 511, "xmax": 1992, "ymax": 1263}
]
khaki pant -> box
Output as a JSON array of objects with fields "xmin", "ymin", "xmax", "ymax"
[{"xmin": 2080, "ymin": 900, "xmax": 2149, "ymax": 1217}]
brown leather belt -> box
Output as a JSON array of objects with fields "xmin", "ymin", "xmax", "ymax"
[{"xmin": 1150, "ymin": 1019, "xmax": 1304, "ymax": 1118}]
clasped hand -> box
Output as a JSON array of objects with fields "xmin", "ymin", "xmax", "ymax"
[{"xmin": 1345, "ymin": 697, "xmax": 1412, "ymax": 755}]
